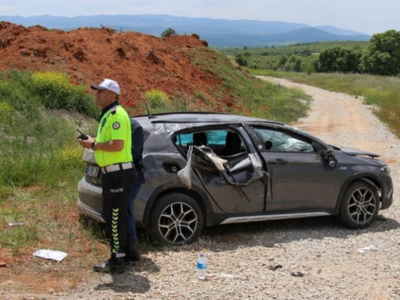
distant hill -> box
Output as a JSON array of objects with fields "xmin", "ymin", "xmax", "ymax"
[
  {"xmin": 263, "ymin": 27, "xmax": 369, "ymax": 44},
  {"xmin": 203, "ymin": 28, "xmax": 370, "ymax": 47},
  {"xmin": 315, "ymin": 25, "xmax": 367, "ymax": 36},
  {"xmin": 0, "ymin": 14, "xmax": 371, "ymax": 47}
]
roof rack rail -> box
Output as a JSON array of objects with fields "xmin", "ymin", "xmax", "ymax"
[
  {"xmin": 151, "ymin": 120, "xmax": 284, "ymax": 125},
  {"xmin": 131, "ymin": 111, "xmax": 228, "ymax": 118}
]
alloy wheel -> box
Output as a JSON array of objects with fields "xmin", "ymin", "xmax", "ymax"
[{"xmin": 158, "ymin": 202, "xmax": 198, "ymax": 243}]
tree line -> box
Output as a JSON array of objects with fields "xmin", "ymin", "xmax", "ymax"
[{"xmin": 236, "ymin": 30, "xmax": 400, "ymax": 76}]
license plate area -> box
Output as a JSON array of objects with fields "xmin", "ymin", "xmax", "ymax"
[{"xmin": 86, "ymin": 166, "xmax": 100, "ymax": 178}]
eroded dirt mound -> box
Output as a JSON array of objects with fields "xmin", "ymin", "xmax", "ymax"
[{"xmin": 0, "ymin": 22, "xmax": 221, "ymax": 113}]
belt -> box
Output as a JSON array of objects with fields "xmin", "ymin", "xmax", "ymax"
[{"xmin": 101, "ymin": 162, "xmax": 134, "ymax": 174}]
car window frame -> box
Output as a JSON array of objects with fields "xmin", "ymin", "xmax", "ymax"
[
  {"xmin": 172, "ymin": 124, "xmax": 251, "ymax": 157},
  {"xmin": 247, "ymin": 124, "xmax": 325, "ymax": 154}
]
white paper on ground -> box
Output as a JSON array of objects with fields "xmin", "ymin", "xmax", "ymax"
[
  {"xmin": 358, "ymin": 245, "xmax": 378, "ymax": 253},
  {"xmin": 207, "ymin": 273, "xmax": 240, "ymax": 279},
  {"xmin": 33, "ymin": 249, "xmax": 68, "ymax": 262}
]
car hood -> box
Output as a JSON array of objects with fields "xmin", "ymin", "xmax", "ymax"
[{"xmin": 338, "ymin": 147, "xmax": 381, "ymax": 158}]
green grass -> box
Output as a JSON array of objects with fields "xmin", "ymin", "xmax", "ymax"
[
  {"xmin": 224, "ymin": 41, "xmax": 370, "ymax": 56},
  {"xmin": 189, "ymin": 47, "xmax": 312, "ymax": 123},
  {"xmin": 0, "ymin": 70, "xmax": 101, "ymax": 255},
  {"xmin": 251, "ymin": 69, "xmax": 400, "ymax": 138},
  {"xmin": 222, "ymin": 41, "xmax": 369, "ymax": 73},
  {"xmin": 0, "ymin": 71, "xmax": 99, "ymax": 190},
  {"xmin": 138, "ymin": 47, "xmax": 312, "ymax": 123},
  {"xmin": 0, "ymin": 62, "xmax": 312, "ymax": 256}
]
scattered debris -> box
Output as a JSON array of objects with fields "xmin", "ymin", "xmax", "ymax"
[
  {"xmin": 291, "ymin": 271, "xmax": 305, "ymax": 277},
  {"xmin": 0, "ymin": 262, "xmax": 7, "ymax": 268},
  {"xmin": 317, "ymin": 269, "xmax": 322, "ymax": 274},
  {"xmin": 33, "ymin": 249, "xmax": 68, "ymax": 262},
  {"xmin": 358, "ymin": 245, "xmax": 378, "ymax": 253},
  {"xmin": 178, "ymin": 146, "xmax": 194, "ymax": 189},
  {"xmin": 8, "ymin": 222, "xmax": 25, "ymax": 227},
  {"xmin": 207, "ymin": 273, "xmax": 240, "ymax": 279},
  {"xmin": 269, "ymin": 265, "xmax": 283, "ymax": 271}
]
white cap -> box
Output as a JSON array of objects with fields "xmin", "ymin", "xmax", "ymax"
[{"xmin": 91, "ymin": 78, "xmax": 120, "ymax": 95}]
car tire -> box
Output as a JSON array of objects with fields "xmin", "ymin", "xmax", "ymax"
[
  {"xmin": 338, "ymin": 180, "xmax": 380, "ymax": 229},
  {"xmin": 149, "ymin": 193, "xmax": 203, "ymax": 245}
]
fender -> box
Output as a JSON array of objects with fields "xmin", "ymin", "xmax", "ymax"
[
  {"xmin": 142, "ymin": 181, "xmax": 216, "ymax": 227},
  {"xmin": 334, "ymin": 172, "xmax": 384, "ymax": 214},
  {"xmin": 358, "ymin": 177, "xmax": 380, "ymax": 192}
]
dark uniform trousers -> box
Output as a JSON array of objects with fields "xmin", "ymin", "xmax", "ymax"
[{"xmin": 102, "ymin": 167, "xmax": 138, "ymax": 258}]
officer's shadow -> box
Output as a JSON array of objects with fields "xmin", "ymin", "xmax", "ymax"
[{"xmin": 94, "ymin": 256, "xmax": 159, "ymax": 294}]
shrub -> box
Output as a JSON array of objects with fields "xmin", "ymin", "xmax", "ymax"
[
  {"xmin": 145, "ymin": 89, "xmax": 170, "ymax": 110},
  {"xmin": 0, "ymin": 70, "xmax": 95, "ymax": 188},
  {"xmin": 0, "ymin": 101, "xmax": 13, "ymax": 124},
  {"xmin": 235, "ymin": 54, "xmax": 248, "ymax": 67},
  {"xmin": 318, "ymin": 47, "xmax": 362, "ymax": 73},
  {"xmin": 161, "ymin": 28, "xmax": 177, "ymax": 38},
  {"xmin": 31, "ymin": 71, "xmax": 98, "ymax": 118},
  {"xmin": 362, "ymin": 30, "xmax": 400, "ymax": 76}
]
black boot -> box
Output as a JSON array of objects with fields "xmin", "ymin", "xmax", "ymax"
[
  {"xmin": 125, "ymin": 247, "xmax": 141, "ymax": 262},
  {"xmin": 125, "ymin": 239, "xmax": 141, "ymax": 262},
  {"xmin": 93, "ymin": 258, "xmax": 125, "ymax": 274}
]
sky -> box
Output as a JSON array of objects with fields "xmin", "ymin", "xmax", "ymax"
[{"xmin": 0, "ymin": 0, "xmax": 398, "ymax": 34}]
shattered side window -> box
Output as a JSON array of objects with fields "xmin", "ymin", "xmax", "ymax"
[
  {"xmin": 253, "ymin": 127, "xmax": 315, "ymax": 153},
  {"xmin": 206, "ymin": 131, "xmax": 227, "ymax": 146},
  {"xmin": 175, "ymin": 133, "xmax": 193, "ymax": 146}
]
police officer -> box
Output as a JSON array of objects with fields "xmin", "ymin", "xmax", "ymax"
[
  {"xmin": 78, "ymin": 78, "xmax": 137, "ymax": 273},
  {"xmin": 125, "ymin": 118, "xmax": 145, "ymax": 262}
]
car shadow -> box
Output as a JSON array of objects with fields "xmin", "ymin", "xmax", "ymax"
[
  {"xmin": 80, "ymin": 212, "xmax": 400, "ymax": 255},
  {"xmin": 137, "ymin": 214, "xmax": 400, "ymax": 253},
  {"xmin": 200, "ymin": 214, "xmax": 400, "ymax": 251}
]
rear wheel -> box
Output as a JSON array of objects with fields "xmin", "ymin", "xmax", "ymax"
[
  {"xmin": 339, "ymin": 181, "xmax": 379, "ymax": 229},
  {"xmin": 149, "ymin": 193, "xmax": 203, "ymax": 245}
]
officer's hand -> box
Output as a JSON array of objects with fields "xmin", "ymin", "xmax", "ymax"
[{"xmin": 78, "ymin": 136, "xmax": 94, "ymax": 149}]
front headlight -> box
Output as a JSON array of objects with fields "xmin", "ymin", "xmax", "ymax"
[{"xmin": 381, "ymin": 166, "xmax": 391, "ymax": 175}]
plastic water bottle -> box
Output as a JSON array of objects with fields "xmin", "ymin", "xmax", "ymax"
[{"xmin": 197, "ymin": 254, "xmax": 207, "ymax": 280}]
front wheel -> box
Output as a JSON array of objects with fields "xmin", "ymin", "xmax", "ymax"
[
  {"xmin": 149, "ymin": 193, "xmax": 203, "ymax": 245},
  {"xmin": 338, "ymin": 181, "xmax": 380, "ymax": 229}
]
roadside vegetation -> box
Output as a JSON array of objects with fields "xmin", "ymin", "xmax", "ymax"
[
  {"xmin": 187, "ymin": 46, "xmax": 311, "ymax": 123},
  {"xmin": 223, "ymin": 41, "xmax": 369, "ymax": 74},
  {"xmin": 0, "ymin": 64, "xmax": 311, "ymax": 266},
  {"xmin": 251, "ymin": 70, "xmax": 400, "ymax": 138},
  {"xmin": 0, "ymin": 71, "xmax": 102, "ymax": 261},
  {"xmin": 238, "ymin": 30, "xmax": 400, "ymax": 138},
  {"xmin": 226, "ymin": 30, "xmax": 400, "ymax": 77}
]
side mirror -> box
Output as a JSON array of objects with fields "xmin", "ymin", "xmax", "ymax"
[
  {"xmin": 319, "ymin": 149, "xmax": 332, "ymax": 156},
  {"xmin": 320, "ymin": 149, "xmax": 337, "ymax": 169}
]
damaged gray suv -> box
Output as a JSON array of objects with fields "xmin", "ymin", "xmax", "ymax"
[{"xmin": 77, "ymin": 112, "xmax": 394, "ymax": 245}]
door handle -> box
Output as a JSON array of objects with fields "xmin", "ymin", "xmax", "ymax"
[{"xmin": 269, "ymin": 159, "xmax": 288, "ymax": 166}]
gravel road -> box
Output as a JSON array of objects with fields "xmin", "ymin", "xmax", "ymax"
[{"xmin": 12, "ymin": 77, "xmax": 400, "ymax": 300}]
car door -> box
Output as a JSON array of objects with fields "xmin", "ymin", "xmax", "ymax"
[
  {"xmin": 174, "ymin": 126, "xmax": 268, "ymax": 214},
  {"xmin": 248, "ymin": 125, "xmax": 338, "ymax": 212}
]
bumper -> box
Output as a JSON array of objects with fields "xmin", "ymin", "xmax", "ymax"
[
  {"xmin": 77, "ymin": 198, "xmax": 105, "ymax": 222},
  {"xmin": 381, "ymin": 173, "xmax": 394, "ymax": 210},
  {"xmin": 381, "ymin": 187, "xmax": 394, "ymax": 210},
  {"xmin": 77, "ymin": 178, "xmax": 105, "ymax": 222}
]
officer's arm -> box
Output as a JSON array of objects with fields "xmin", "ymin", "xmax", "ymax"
[
  {"xmin": 94, "ymin": 114, "xmax": 127, "ymax": 152},
  {"xmin": 94, "ymin": 140, "xmax": 124, "ymax": 152}
]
